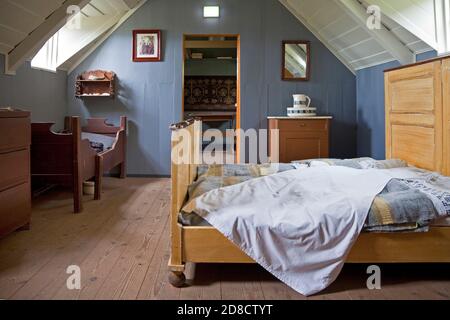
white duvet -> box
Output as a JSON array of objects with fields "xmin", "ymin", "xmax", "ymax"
[{"xmin": 189, "ymin": 166, "xmax": 397, "ymax": 296}]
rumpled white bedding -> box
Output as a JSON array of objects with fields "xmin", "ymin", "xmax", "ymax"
[{"xmin": 190, "ymin": 166, "xmax": 402, "ymax": 296}]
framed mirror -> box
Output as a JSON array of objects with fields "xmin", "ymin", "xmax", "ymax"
[{"xmin": 282, "ymin": 41, "xmax": 310, "ymax": 81}]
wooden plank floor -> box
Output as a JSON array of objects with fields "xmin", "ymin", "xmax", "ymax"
[{"xmin": 0, "ymin": 177, "xmax": 449, "ymax": 300}]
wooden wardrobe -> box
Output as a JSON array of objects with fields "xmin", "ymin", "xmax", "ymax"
[{"xmin": 385, "ymin": 56, "xmax": 450, "ymax": 176}]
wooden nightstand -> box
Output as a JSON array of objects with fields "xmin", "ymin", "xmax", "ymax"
[{"xmin": 268, "ymin": 117, "xmax": 332, "ymax": 163}]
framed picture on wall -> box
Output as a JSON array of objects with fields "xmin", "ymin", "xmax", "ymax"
[{"xmin": 132, "ymin": 30, "xmax": 161, "ymax": 62}]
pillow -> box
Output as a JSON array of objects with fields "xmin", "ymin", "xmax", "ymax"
[
  {"xmin": 197, "ymin": 164, "xmax": 260, "ymax": 179},
  {"xmin": 359, "ymin": 159, "xmax": 408, "ymax": 169},
  {"xmin": 197, "ymin": 163, "xmax": 296, "ymax": 179},
  {"xmin": 292, "ymin": 158, "xmax": 408, "ymax": 170}
]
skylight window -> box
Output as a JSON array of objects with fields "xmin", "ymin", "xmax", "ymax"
[
  {"xmin": 31, "ymin": 32, "xmax": 59, "ymax": 72},
  {"xmin": 29, "ymin": 0, "xmax": 135, "ymax": 73}
]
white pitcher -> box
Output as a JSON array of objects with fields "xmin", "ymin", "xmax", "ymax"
[{"xmin": 293, "ymin": 94, "xmax": 311, "ymax": 109}]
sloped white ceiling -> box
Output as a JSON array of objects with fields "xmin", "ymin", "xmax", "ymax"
[
  {"xmin": 0, "ymin": 0, "xmax": 144, "ymax": 74},
  {"xmin": 363, "ymin": 0, "xmax": 438, "ymax": 49},
  {"xmin": 0, "ymin": 0, "xmax": 442, "ymax": 74},
  {"xmin": 280, "ymin": 0, "xmax": 435, "ymax": 72},
  {"xmin": 0, "ymin": 0, "xmax": 66, "ymax": 55}
]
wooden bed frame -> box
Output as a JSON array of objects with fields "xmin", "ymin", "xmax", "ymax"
[
  {"xmin": 167, "ymin": 119, "xmax": 450, "ymax": 287},
  {"xmin": 31, "ymin": 116, "xmax": 127, "ymax": 213}
]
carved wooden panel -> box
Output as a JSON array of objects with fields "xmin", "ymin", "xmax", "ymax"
[{"xmin": 184, "ymin": 76, "xmax": 236, "ymax": 110}]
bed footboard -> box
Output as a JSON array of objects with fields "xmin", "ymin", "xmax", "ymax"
[
  {"xmin": 32, "ymin": 117, "xmax": 98, "ymax": 213},
  {"xmin": 83, "ymin": 116, "xmax": 127, "ymax": 177}
]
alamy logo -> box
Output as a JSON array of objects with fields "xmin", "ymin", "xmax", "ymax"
[
  {"xmin": 66, "ymin": 265, "xmax": 81, "ymax": 290},
  {"xmin": 366, "ymin": 5, "xmax": 381, "ymax": 30},
  {"xmin": 66, "ymin": 5, "xmax": 82, "ymax": 30},
  {"xmin": 366, "ymin": 265, "xmax": 381, "ymax": 290}
]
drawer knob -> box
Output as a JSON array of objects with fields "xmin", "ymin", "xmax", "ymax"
[{"xmin": 299, "ymin": 123, "xmax": 306, "ymax": 127}]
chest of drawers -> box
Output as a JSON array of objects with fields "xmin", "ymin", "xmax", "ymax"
[
  {"xmin": 268, "ymin": 117, "xmax": 331, "ymax": 163},
  {"xmin": 0, "ymin": 109, "xmax": 31, "ymax": 239}
]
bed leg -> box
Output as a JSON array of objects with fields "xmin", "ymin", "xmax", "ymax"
[
  {"xmin": 168, "ymin": 259, "xmax": 186, "ymax": 288},
  {"xmin": 119, "ymin": 162, "xmax": 126, "ymax": 179},
  {"xmin": 72, "ymin": 117, "xmax": 83, "ymax": 214},
  {"xmin": 95, "ymin": 156, "xmax": 103, "ymax": 200},
  {"xmin": 168, "ymin": 270, "xmax": 186, "ymax": 288}
]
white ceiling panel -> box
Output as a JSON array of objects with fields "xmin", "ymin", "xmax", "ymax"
[
  {"xmin": 0, "ymin": 1, "xmax": 43, "ymax": 33},
  {"xmin": 281, "ymin": 0, "xmax": 435, "ymax": 71},
  {"xmin": 320, "ymin": 17, "xmax": 361, "ymax": 41},
  {"xmin": 9, "ymin": 0, "xmax": 65, "ymax": 18},
  {"xmin": 351, "ymin": 51, "xmax": 395, "ymax": 69},
  {"xmin": 329, "ymin": 27, "xmax": 370, "ymax": 49},
  {"xmin": 0, "ymin": 24, "xmax": 26, "ymax": 47},
  {"xmin": 341, "ymin": 38, "xmax": 387, "ymax": 60},
  {"xmin": 0, "ymin": 42, "xmax": 13, "ymax": 54}
]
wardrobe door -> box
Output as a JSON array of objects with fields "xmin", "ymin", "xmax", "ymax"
[
  {"xmin": 385, "ymin": 61, "xmax": 443, "ymax": 173},
  {"xmin": 443, "ymin": 58, "xmax": 450, "ymax": 176}
]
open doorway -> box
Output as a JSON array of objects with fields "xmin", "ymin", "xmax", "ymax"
[{"xmin": 182, "ymin": 34, "xmax": 241, "ymax": 163}]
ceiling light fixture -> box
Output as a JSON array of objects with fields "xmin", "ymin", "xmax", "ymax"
[{"xmin": 203, "ymin": 6, "xmax": 220, "ymax": 18}]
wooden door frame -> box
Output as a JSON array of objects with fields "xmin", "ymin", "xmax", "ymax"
[{"xmin": 182, "ymin": 34, "xmax": 241, "ymax": 163}]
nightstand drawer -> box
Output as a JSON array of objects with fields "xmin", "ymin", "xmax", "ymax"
[
  {"xmin": 276, "ymin": 119, "xmax": 329, "ymax": 132},
  {"xmin": 0, "ymin": 149, "xmax": 30, "ymax": 192}
]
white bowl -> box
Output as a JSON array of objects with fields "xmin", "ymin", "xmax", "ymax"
[{"xmin": 287, "ymin": 107, "xmax": 317, "ymax": 117}]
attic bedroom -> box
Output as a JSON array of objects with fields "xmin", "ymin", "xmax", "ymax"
[{"xmin": 0, "ymin": 0, "xmax": 449, "ymax": 303}]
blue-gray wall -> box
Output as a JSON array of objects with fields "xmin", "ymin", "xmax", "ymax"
[
  {"xmin": 356, "ymin": 51, "xmax": 437, "ymax": 159},
  {"xmin": 67, "ymin": 0, "xmax": 357, "ymax": 175},
  {"xmin": 0, "ymin": 55, "xmax": 67, "ymax": 128}
]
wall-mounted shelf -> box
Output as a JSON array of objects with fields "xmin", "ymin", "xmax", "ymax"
[
  {"xmin": 75, "ymin": 94, "xmax": 113, "ymax": 98},
  {"xmin": 76, "ymin": 70, "xmax": 116, "ymax": 99},
  {"xmin": 77, "ymin": 79, "xmax": 113, "ymax": 82}
]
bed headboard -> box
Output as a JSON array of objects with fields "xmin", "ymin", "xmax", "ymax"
[
  {"xmin": 170, "ymin": 119, "xmax": 202, "ymax": 214},
  {"xmin": 385, "ymin": 59, "xmax": 446, "ymax": 174}
]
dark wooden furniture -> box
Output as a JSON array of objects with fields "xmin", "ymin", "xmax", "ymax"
[
  {"xmin": 0, "ymin": 109, "xmax": 32, "ymax": 239},
  {"xmin": 75, "ymin": 70, "xmax": 116, "ymax": 98},
  {"xmin": 31, "ymin": 116, "xmax": 127, "ymax": 213},
  {"xmin": 268, "ymin": 117, "xmax": 331, "ymax": 163}
]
